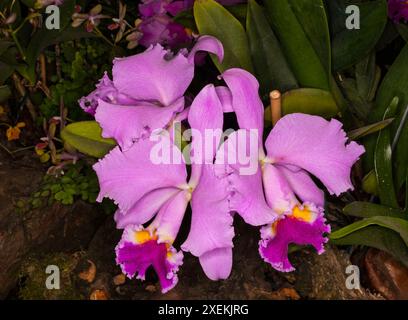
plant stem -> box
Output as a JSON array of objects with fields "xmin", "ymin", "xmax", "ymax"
[
  {"xmin": 10, "ymin": 31, "xmax": 26, "ymax": 61},
  {"xmin": 94, "ymin": 26, "xmax": 114, "ymax": 46}
]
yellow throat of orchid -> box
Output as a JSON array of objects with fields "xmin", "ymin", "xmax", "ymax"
[
  {"xmin": 292, "ymin": 205, "xmax": 315, "ymax": 223},
  {"xmin": 133, "ymin": 229, "xmax": 173, "ymax": 259},
  {"xmin": 134, "ymin": 229, "xmax": 157, "ymax": 244}
]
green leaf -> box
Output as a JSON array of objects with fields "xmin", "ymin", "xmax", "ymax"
[
  {"xmin": 0, "ymin": 41, "xmax": 14, "ymax": 57},
  {"xmin": 396, "ymin": 23, "xmax": 408, "ymax": 42},
  {"xmin": 330, "ymin": 225, "xmax": 408, "ymax": 267},
  {"xmin": 61, "ymin": 121, "xmax": 116, "ymax": 158},
  {"xmin": 374, "ymin": 98, "xmax": 399, "ymax": 208},
  {"xmin": 227, "ymin": 4, "xmax": 247, "ymax": 24},
  {"xmin": 348, "ymin": 118, "xmax": 394, "ymax": 140},
  {"xmin": 343, "ymin": 202, "xmax": 407, "ymax": 219},
  {"xmin": 330, "ymin": 216, "xmax": 408, "ymax": 247},
  {"xmin": 330, "ymin": 0, "xmax": 387, "ymax": 71},
  {"xmin": 362, "ymin": 169, "xmax": 379, "ymax": 196},
  {"xmin": 281, "ymin": 88, "xmax": 338, "ymax": 117},
  {"xmin": 194, "ymin": 0, "xmax": 253, "ymax": 72},
  {"xmin": 367, "ymin": 44, "xmax": 408, "ymax": 189},
  {"xmin": 246, "ymin": 0, "xmax": 298, "ymax": 97},
  {"xmin": 264, "ymin": 0, "xmax": 330, "ymax": 90}
]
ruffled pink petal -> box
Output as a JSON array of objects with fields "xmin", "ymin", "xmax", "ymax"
[
  {"xmin": 79, "ymin": 72, "xmax": 137, "ymax": 115},
  {"xmin": 187, "ymin": 35, "xmax": 224, "ymax": 64},
  {"xmin": 181, "ymin": 164, "xmax": 234, "ymax": 280},
  {"xmin": 227, "ymin": 169, "xmax": 277, "ymax": 226},
  {"xmin": 215, "ymin": 130, "xmax": 275, "ymax": 225},
  {"xmin": 116, "ymin": 225, "xmax": 183, "ymax": 293},
  {"xmin": 114, "ymin": 187, "xmax": 181, "ymax": 228},
  {"xmin": 93, "ymin": 137, "xmax": 187, "ymax": 214},
  {"xmin": 259, "ymin": 203, "xmax": 331, "ymax": 272},
  {"xmin": 221, "ymin": 68, "xmax": 265, "ymax": 142},
  {"xmin": 265, "ymin": 114, "xmax": 365, "ymax": 195},
  {"xmin": 95, "ymin": 97, "xmax": 184, "ymax": 151},
  {"xmin": 112, "ymin": 44, "xmax": 194, "ymax": 106},
  {"xmin": 278, "ymin": 165, "xmax": 325, "ymax": 207}
]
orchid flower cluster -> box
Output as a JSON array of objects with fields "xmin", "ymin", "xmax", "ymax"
[
  {"xmin": 388, "ymin": 0, "xmax": 408, "ymax": 23},
  {"xmin": 137, "ymin": 0, "xmax": 246, "ymax": 48},
  {"xmin": 79, "ymin": 35, "xmax": 365, "ymax": 293}
]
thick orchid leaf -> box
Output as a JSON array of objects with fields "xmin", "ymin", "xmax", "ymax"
[
  {"xmin": 264, "ymin": 0, "xmax": 330, "ymax": 90},
  {"xmin": 355, "ymin": 53, "xmax": 382, "ymax": 103},
  {"xmin": 348, "ymin": 118, "xmax": 394, "ymax": 140},
  {"xmin": 282, "ymin": 88, "xmax": 338, "ymax": 117},
  {"xmin": 374, "ymin": 99, "xmax": 399, "ymax": 208},
  {"xmin": 366, "ymin": 44, "xmax": 408, "ymax": 189},
  {"xmin": 246, "ymin": 0, "xmax": 298, "ymax": 97},
  {"xmin": 362, "ymin": 170, "xmax": 379, "ymax": 196},
  {"xmin": 343, "ymin": 202, "xmax": 407, "ymax": 220},
  {"xmin": 330, "ymin": 216, "xmax": 408, "ymax": 247},
  {"xmin": 61, "ymin": 121, "xmax": 116, "ymax": 158},
  {"xmin": 329, "ymin": 0, "xmax": 387, "ymax": 71},
  {"xmin": 330, "ymin": 225, "xmax": 408, "ymax": 267},
  {"xmin": 194, "ymin": 0, "xmax": 253, "ymax": 72}
]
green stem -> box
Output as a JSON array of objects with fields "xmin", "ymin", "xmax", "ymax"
[
  {"xmin": 94, "ymin": 26, "xmax": 114, "ymax": 47},
  {"xmin": 10, "ymin": 30, "xmax": 26, "ymax": 60}
]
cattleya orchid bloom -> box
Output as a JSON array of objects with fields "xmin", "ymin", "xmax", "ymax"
[
  {"xmin": 94, "ymin": 83, "xmax": 235, "ymax": 292},
  {"xmin": 388, "ymin": 0, "xmax": 408, "ymax": 23},
  {"xmin": 79, "ymin": 35, "xmax": 223, "ymax": 151},
  {"xmin": 214, "ymin": 68, "xmax": 365, "ymax": 272}
]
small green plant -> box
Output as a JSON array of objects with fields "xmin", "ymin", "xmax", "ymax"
[{"xmin": 16, "ymin": 161, "xmax": 100, "ymax": 214}]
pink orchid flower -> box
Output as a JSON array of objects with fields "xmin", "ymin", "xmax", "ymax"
[
  {"xmin": 79, "ymin": 35, "xmax": 224, "ymax": 151},
  {"xmin": 214, "ymin": 68, "xmax": 365, "ymax": 272}
]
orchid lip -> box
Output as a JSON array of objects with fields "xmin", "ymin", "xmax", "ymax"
[{"xmin": 260, "ymin": 155, "xmax": 275, "ymax": 165}]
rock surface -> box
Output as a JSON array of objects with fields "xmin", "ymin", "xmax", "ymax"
[
  {"xmin": 0, "ymin": 151, "xmax": 104, "ymax": 298},
  {"xmin": 363, "ymin": 248, "xmax": 408, "ymax": 299}
]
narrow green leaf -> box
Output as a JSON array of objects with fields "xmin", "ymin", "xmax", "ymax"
[
  {"xmin": 246, "ymin": 0, "xmax": 298, "ymax": 97},
  {"xmin": 61, "ymin": 121, "xmax": 116, "ymax": 158},
  {"xmin": 194, "ymin": 0, "xmax": 253, "ymax": 72},
  {"xmin": 374, "ymin": 99, "xmax": 399, "ymax": 208},
  {"xmin": 330, "ymin": 216, "xmax": 408, "ymax": 247},
  {"xmin": 343, "ymin": 202, "xmax": 407, "ymax": 219},
  {"xmin": 348, "ymin": 118, "xmax": 394, "ymax": 140},
  {"xmin": 264, "ymin": 0, "xmax": 330, "ymax": 90},
  {"xmin": 367, "ymin": 44, "xmax": 408, "ymax": 189},
  {"xmin": 330, "ymin": 225, "xmax": 408, "ymax": 267}
]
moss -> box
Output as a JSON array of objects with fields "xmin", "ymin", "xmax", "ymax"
[{"xmin": 18, "ymin": 252, "xmax": 84, "ymax": 300}]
